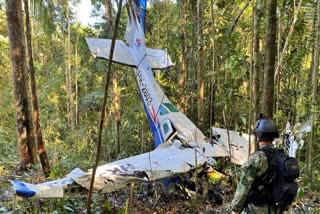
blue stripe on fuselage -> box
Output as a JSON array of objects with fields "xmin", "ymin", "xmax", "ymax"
[
  {"xmin": 133, "ymin": 70, "xmax": 163, "ymax": 148},
  {"xmin": 142, "ymin": 102, "xmax": 163, "ymax": 148}
]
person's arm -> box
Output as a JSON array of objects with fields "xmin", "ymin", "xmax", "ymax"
[{"xmin": 231, "ymin": 152, "xmax": 265, "ymax": 212}]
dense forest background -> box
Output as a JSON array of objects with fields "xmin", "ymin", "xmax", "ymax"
[{"xmin": 0, "ymin": 0, "xmax": 319, "ymax": 212}]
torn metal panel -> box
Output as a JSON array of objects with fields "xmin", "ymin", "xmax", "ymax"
[{"xmin": 212, "ymin": 127, "xmax": 249, "ymax": 165}]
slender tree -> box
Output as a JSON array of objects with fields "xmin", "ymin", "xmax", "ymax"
[
  {"xmin": 276, "ymin": 1, "xmax": 282, "ymax": 124},
  {"xmin": 75, "ymin": 32, "xmax": 79, "ymax": 125},
  {"xmin": 6, "ymin": 0, "xmax": 36, "ymax": 169},
  {"xmin": 178, "ymin": 0, "xmax": 187, "ymax": 113},
  {"xmin": 187, "ymin": 1, "xmax": 197, "ymax": 120},
  {"xmin": 263, "ymin": 0, "xmax": 277, "ymax": 118},
  {"xmin": 86, "ymin": 0, "xmax": 123, "ymax": 212},
  {"xmin": 104, "ymin": 0, "xmax": 121, "ymax": 155},
  {"xmin": 113, "ymin": 72, "xmax": 121, "ymax": 155},
  {"xmin": 308, "ymin": 0, "xmax": 320, "ymax": 182},
  {"xmin": 209, "ymin": 0, "xmax": 216, "ymax": 134},
  {"xmin": 105, "ymin": 0, "xmax": 113, "ymax": 36},
  {"xmin": 275, "ymin": 0, "xmax": 303, "ymax": 122},
  {"xmin": 274, "ymin": 0, "xmax": 303, "ymax": 77},
  {"xmin": 66, "ymin": 0, "xmax": 74, "ymax": 129},
  {"xmin": 253, "ymin": 0, "xmax": 262, "ymax": 120},
  {"xmin": 197, "ymin": 0, "xmax": 204, "ymax": 130},
  {"xmin": 24, "ymin": 0, "xmax": 50, "ymax": 176}
]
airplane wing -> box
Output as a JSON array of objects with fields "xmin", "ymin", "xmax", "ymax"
[{"xmin": 11, "ymin": 142, "xmax": 208, "ymax": 198}]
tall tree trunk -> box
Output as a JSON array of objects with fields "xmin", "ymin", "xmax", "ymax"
[
  {"xmin": 276, "ymin": 4, "xmax": 282, "ymax": 124},
  {"xmin": 197, "ymin": 0, "xmax": 204, "ymax": 130},
  {"xmin": 209, "ymin": 0, "xmax": 216, "ymax": 138},
  {"xmin": 105, "ymin": 0, "xmax": 113, "ymax": 37},
  {"xmin": 308, "ymin": 0, "xmax": 320, "ymax": 182},
  {"xmin": 178, "ymin": 0, "xmax": 187, "ymax": 113},
  {"xmin": 253, "ymin": 0, "xmax": 262, "ymax": 120},
  {"xmin": 263, "ymin": 0, "xmax": 277, "ymax": 118},
  {"xmin": 140, "ymin": 119, "xmax": 145, "ymax": 153},
  {"xmin": 113, "ymin": 73, "xmax": 121, "ymax": 155},
  {"xmin": 24, "ymin": 0, "xmax": 50, "ymax": 176},
  {"xmin": 6, "ymin": 0, "xmax": 36, "ymax": 169},
  {"xmin": 66, "ymin": 1, "xmax": 73, "ymax": 129},
  {"xmin": 188, "ymin": 1, "xmax": 197, "ymax": 121},
  {"xmin": 75, "ymin": 33, "xmax": 79, "ymax": 125},
  {"xmin": 105, "ymin": 0, "xmax": 120, "ymax": 155}
]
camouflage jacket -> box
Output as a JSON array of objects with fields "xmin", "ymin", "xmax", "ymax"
[{"xmin": 231, "ymin": 144, "xmax": 280, "ymax": 213}]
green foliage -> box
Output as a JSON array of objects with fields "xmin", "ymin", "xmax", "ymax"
[
  {"xmin": 0, "ymin": 0, "xmax": 320, "ymax": 211},
  {"xmin": 0, "ymin": 9, "xmax": 17, "ymax": 162},
  {"xmin": 297, "ymin": 187, "xmax": 305, "ymax": 199}
]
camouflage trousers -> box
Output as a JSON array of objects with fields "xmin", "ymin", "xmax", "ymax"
[{"xmin": 242, "ymin": 203, "xmax": 284, "ymax": 214}]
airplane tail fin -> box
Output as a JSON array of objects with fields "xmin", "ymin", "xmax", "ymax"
[
  {"xmin": 85, "ymin": 38, "xmax": 173, "ymax": 70},
  {"xmin": 125, "ymin": 3, "xmax": 146, "ymax": 52}
]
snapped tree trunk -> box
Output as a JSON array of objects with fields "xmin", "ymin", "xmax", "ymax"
[
  {"xmin": 263, "ymin": 0, "xmax": 277, "ymax": 118},
  {"xmin": 24, "ymin": 0, "xmax": 50, "ymax": 176},
  {"xmin": 6, "ymin": 0, "xmax": 36, "ymax": 169}
]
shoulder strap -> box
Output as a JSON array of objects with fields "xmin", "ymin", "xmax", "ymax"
[
  {"xmin": 256, "ymin": 146, "xmax": 277, "ymax": 183},
  {"xmin": 247, "ymin": 146, "xmax": 277, "ymax": 205}
]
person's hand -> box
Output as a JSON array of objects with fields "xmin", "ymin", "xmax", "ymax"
[{"xmin": 231, "ymin": 211, "xmax": 239, "ymax": 214}]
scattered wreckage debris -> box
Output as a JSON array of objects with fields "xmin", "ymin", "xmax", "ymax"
[
  {"xmin": 8, "ymin": 2, "xmax": 249, "ymax": 200},
  {"xmin": 1, "ymin": 165, "xmax": 236, "ymax": 213}
]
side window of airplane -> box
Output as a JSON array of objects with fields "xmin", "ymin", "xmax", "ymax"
[
  {"xmin": 162, "ymin": 103, "xmax": 179, "ymax": 113},
  {"xmin": 159, "ymin": 105, "xmax": 169, "ymax": 116},
  {"xmin": 159, "ymin": 103, "xmax": 180, "ymax": 116},
  {"xmin": 160, "ymin": 119, "xmax": 173, "ymax": 141}
]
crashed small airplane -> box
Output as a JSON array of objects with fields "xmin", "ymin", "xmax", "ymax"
[{"xmin": 11, "ymin": 3, "xmax": 249, "ymax": 199}]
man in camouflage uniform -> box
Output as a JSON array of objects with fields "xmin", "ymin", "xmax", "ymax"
[{"xmin": 231, "ymin": 118, "xmax": 282, "ymax": 214}]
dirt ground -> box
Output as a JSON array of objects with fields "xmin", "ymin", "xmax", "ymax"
[{"xmin": 1, "ymin": 169, "xmax": 320, "ymax": 213}]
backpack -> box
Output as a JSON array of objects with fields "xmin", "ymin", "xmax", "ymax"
[{"xmin": 247, "ymin": 146, "xmax": 300, "ymax": 210}]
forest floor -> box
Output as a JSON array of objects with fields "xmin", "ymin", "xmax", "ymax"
[
  {"xmin": 1, "ymin": 164, "xmax": 320, "ymax": 213},
  {"xmin": 102, "ymin": 182, "xmax": 320, "ymax": 214}
]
